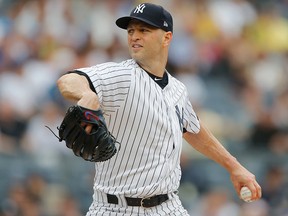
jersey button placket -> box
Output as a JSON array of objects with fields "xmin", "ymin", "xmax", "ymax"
[{"xmin": 163, "ymin": 91, "xmax": 178, "ymax": 159}]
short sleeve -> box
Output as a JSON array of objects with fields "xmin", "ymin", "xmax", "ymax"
[
  {"xmin": 73, "ymin": 65, "xmax": 105, "ymax": 104},
  {"xmin": 183, "ymin": 94, "xmax": 200, "ymax": 134},
  {"xmin": 73, "ymin": 62, "xmax": 132, "ymax": 113}
]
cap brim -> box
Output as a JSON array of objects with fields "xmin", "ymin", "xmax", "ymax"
[{"xmin": 116, "ymin": 16, "xmax": 160, "ymax": 30}]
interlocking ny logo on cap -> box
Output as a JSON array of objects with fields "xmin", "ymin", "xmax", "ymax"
[{"xmin": 134, "ymin": 3, "xmax": 146, "ymax": 13}]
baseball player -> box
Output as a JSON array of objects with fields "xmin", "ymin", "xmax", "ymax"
[{"xmin": 57, "ymin": 3, "xmax": 262, "ymax": 215}]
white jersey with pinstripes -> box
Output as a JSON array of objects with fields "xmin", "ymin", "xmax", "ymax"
[{"xmin": 76, "ymin": 59, "xmax": 200, "ymax": 199}]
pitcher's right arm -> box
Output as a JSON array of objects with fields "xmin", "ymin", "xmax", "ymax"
[{"xmin": 57, "ymin": 73, "xmax": 100, "ymax": 110}]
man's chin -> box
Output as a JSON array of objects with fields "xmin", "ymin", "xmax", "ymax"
[{"xmin": 131, "ymin": 55, "xmax": 142, "ymax": 62}]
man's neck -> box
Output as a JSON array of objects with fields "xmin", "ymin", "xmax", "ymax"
[{"xmin": 136, "ymin": 60, "xmax": 166, "ymax": 78}]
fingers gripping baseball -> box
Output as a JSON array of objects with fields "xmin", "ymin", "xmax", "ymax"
[{"xmin": 230, "ymin": 168, "xmax": 262, "ymax": 202}]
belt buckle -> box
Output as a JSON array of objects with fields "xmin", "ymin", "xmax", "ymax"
[{"xmin": 140, "ymin": 197, "xmax": 150, "ymax": 208}]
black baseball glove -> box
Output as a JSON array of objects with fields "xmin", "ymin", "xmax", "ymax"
[{"xmin": 57, "ymin": 105, "xmax": 117, "ymax": 162}]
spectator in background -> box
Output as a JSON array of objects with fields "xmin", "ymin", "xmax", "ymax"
[
  {"xmin": 262, "ymin": 165, "xmax": 288, "ymax": 213},
  {"xmin": 21, "ymin": 100, "xmax": 71, "ymax": 168},
  {"xmin": 189, "ymin": 187, "xmax": 240, "ymax": 216},
  {"xmin": 0, "ymin": 179, "xmax": 44, "ymax": 216},
  {"xmin": 0, "ymin": 100, "xmax": 28, "ymax": 154},
  {"xmin": 239, "ymin": 199, "xmax": 270, "ymax": 216}
]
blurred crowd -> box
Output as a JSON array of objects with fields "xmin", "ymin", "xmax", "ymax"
[{"xmin": 0, "ymin": 0, "xmax": 288, "ymax": 215}]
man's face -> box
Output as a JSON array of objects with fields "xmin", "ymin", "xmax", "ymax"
[{"xmin": 127, "ymin": 20, "xmax": 166, "ymax": 64}]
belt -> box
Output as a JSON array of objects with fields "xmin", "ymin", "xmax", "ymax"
[{"xmin": 107, "ymin": 193, "xmax": 169, "ymax": 208}]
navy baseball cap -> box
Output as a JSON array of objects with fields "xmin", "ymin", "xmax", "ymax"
[{"xmin": 116, "ymin": 3, "xmax": 173, "ymax": 32}]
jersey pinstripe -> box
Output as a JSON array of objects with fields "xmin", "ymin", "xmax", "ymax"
[{"xmin": 76, "ymin": 59, "xmax": 200, "ymax": 199}]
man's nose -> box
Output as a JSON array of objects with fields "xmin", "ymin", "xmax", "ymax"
[{"xmin": 131, "ymin": 31, "xmax": 140, "ymax": 41}]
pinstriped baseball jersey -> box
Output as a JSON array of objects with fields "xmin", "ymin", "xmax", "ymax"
[{"xmin": 76, "ymin": 58, "xmax": 200, "ymax": 203}]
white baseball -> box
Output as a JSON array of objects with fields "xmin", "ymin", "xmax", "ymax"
[{"xmin": 240, "ymin": 186, "xmax": 253, "ymax": 202}]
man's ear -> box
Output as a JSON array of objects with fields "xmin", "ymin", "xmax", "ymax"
[{"xmin": 163, "ymin": 31, "xmax": 173, "ymax": 47}]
